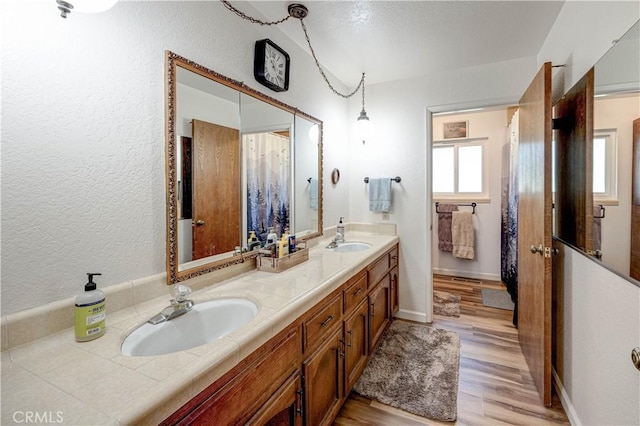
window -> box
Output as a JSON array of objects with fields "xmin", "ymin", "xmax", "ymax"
[
  {"xmin": 433, "ymin": 141, "xmax": 485, "ymax": 198},
  {"xmin": 593, "ymin": 129, "xmax": 617, "ymax": 202}
]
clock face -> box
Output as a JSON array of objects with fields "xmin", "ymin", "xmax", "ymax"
[
  {"xmin": 254, "ymin": 39, "xmax": 290, "ymax": 92},
  {"xmin": 264, "ymin": 44, "xmax": 286, "ymax": 88}
]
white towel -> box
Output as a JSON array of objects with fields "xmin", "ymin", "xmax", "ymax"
[
  {"xmin": 309, "ymin": 178, "xmax": 318, "ymax": 210},
  {"xmin": 452, "ymin": 211, "xmax": 474, "ymax": 260},
  {"xmin": 368, "ymin": 178, "xmax": 392, "ymax": 212}
]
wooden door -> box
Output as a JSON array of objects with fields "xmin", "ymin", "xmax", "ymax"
[
  {"xmin": 517, "ymin": 62, "xmax": 553, "ymax": 407},
  {"xmin": 344, "ymin": 298, "xmax": 369, "ymax": 394},
  {"xmin": 554, "ymin": 68, "xmax": 594, "ymax": 251},
  {"xmin": 368, "ymin": 276, "xmax": 390, "ymax": 352},
  {"xmin": 303, "ymin": 327, "xmax": 343, "ymax": 426},
  {"xmin": 191, "ymin": 119, "xmax": 240, "ymax": 260},
  {"xmin": 631, "ymin": 118, "xmax": 640, "ymax": 280}
]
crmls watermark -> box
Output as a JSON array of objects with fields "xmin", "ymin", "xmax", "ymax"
[{"xmin": 12, "ymin": 411, "xmax": 64, "ymax": 424}]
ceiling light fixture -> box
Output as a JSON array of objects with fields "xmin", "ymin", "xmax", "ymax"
[
  {"xmin": 57, "ymin": 0, "xmax": 118, "ymax": 19},
  {"xmin": 221, "ymin": 1, "xmax": 371, "ymax": 142}
]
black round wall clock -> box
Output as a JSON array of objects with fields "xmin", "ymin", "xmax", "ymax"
[{"xmin": 254, "ymin": 39, "xmax": 290, "ymax": 92}]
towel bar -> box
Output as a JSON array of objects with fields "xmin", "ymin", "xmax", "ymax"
[
  {"xmin": 435, "ymin": 202, "xmax": 477, "ymax": 214},
  {"xmin": 364, "ymin": 176, "xmax": 401, "ymax": 183}
]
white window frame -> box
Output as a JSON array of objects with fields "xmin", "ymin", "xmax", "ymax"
[
  {"xmin": 593, "ymin": 128, "xmax": 618, "ymax": 204},
  {"xmin": 432, "ymin": 139, "xmax": 488, "ymax": 201}
]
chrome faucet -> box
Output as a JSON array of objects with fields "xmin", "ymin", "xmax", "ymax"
[{"xmin": 148, "ymin": 284, "xmax": 194, "ymax": 325}]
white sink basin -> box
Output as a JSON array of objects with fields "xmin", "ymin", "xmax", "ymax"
[
  {"xmin": 328, "ymin": 242, "xmax": 372, "ymax": 253},
  {"xmin": 121, "ymin": 298, "xmax": 258, "ymax": 357}
]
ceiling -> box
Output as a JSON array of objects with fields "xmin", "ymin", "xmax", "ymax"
[{"xmin": 247, "ymin": 1, "xmax": 565, "ymax": 88}]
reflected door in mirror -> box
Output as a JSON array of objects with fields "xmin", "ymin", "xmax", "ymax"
[{"xmin": 192, "ymin": 119, "xmax": 240, "ymax": 259}]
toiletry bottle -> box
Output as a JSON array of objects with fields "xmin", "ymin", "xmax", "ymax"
[
  {"xmin": 336, "ymin": 217, "xmax": 345, "ymax": 243},
  {"xmin": 247, "ymin": 231, "xmax": 260, "ymax": 251},
  {"xmin": 75, "ymin": 273, "xmax": 106, "ymax": 342},
  {"xmin": 288, "ymin": 234, "xmax": 297, "ymax": 253},
  {"xmin": 266, "ymin": 227, "xmax": 278, "ymax": 246},
  {"xmin": 279, "ymin": 235, "xmax": 289, "ymax": 258}
]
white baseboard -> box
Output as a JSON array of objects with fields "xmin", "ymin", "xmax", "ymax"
[
  {"xmin": 395, "ymin": 309, "xmax": 428, "ymax": 323},
  {"xmin": 552, "ymin": 367, "xmax": 580, "ymax": 425},
  {"xmin": 433, "ymin": 268, "xmax": 501, "ymax": 282}
]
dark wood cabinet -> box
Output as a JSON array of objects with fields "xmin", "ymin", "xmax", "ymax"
[
  {"xmin": 247, "ymin": 372, "xmax": 303, "ymax": 426},
  {"xmin": 303, "ymin": 327, "xmax": 344, "ymax": 426},
  {"xmin": 343, "ymin": 297, "xmax": 369, "ymax": 394},
  {"xmin": 390, "ymin": 266, "xmax": 399, "ymax": 317},
  {"xmin": 368, "ymin": 275, "xmax": 391, "ymax": 352}
]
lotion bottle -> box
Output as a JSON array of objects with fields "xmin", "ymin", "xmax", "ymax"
[
  {"xmin": 75, "ymin": 273, "xmax": 106, "ymax": 342},
  {"xmin": 336, "ymin": 217, "xmax": 345, "ymax": 243}
]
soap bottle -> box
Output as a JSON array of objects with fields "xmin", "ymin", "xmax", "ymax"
[
  {"xmin": 266, "ymin": 227, "xmax": 278, "ymax": 246},
  {"xmin": 75, "ymin": 273, "xmax": 106, "ymax": 342},
  {"xmin": 279, "ymin": 235, "xmax": 289, "ymax": 258},
  {"xmin": 336, "ymin": 217, "xmax": 345, "ymax": 243},
  {"xmin": 247, "ymin": 231, "xmax": 260, "ymax": 251}
]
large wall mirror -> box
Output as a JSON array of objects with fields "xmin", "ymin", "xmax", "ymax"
[
  {"xmin": 165, "ymin": 51, "xmax": 323, "ymax": 284},
  {"xmin": 555, "ymin": 20, "xmax": 639, "ymax": 281}
]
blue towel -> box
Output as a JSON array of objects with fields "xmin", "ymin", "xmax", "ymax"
[
  {"xmin": 309, "ymin": 178, "xmax": 318, "ymax": 210},
  {"xmin": 368, "ymin": 178, "xmax": 392, "ymax": 212}
]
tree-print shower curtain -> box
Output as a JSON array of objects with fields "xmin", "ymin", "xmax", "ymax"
[{"xmin": 245, "ymin": 132, "xmax": 290, "ymax": 242}]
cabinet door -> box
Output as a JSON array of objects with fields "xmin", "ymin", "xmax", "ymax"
[
  {"xmin": 303, "ymin": 327, "xmax": 344, "ymax": 426},
  {"xmin": 369, "ymin": 276, "xmax": 390, "ymax": 352},
  {"xmin": 390, "ymin": 266, "xmax": 399, "ymax": 317},
  {"xmin": 247, "ymin": 372, "xmax": 303, "ymax": 426},
  {"xmin": 344, "ymin": 297, "xmax": 368, "ymax": 394}
]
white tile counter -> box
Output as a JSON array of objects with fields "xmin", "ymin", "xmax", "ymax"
[{"xmin": 1, "ymin": 230, "xmax": 398, "ymax": 425}]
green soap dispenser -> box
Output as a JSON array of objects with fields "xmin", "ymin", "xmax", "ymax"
[{"xmin": 74, "ymin": 273, "xmax": 106, "ymax": 342}]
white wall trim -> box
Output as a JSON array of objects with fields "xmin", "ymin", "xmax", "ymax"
[
  {"xmin": 433, "ymin": 268, "xmax": 501, "ymax": 282},
  {"xmin": 552, "ymin": 367, "xmax": 580, "ymax": 426},
  {"xmin": 395, "ymin": 309, "xmax": 428, "ymax": 324}
]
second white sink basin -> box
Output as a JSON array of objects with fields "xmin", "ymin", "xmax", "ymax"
[
  {"xmin": 328, "ymin": 242, "xmax": 372, "ymax": 253},
  {"xmin": 121, "ymin": 298, "xmax": 258, "ymax": 357}
]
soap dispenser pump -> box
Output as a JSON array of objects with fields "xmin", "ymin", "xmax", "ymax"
[
  {"xmin": 74, "ymin": 273, "xmax": 106, "ymax": 342},
  {"xmin": 336, "ymin": 217, "xmax": 345, "ymax": 243}
]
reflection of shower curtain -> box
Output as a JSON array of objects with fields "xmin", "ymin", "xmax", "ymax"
[
  {"xmin": 501, "ymin": 110, "xmax": 519, "ymax": 326},
  {"xmin": 245, "ymin": 132, "xmax": 290, "ymax": 240}
]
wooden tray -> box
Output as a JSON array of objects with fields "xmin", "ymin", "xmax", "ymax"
[{"xmin": 257, "ymin": 247, "xmax": 309, "ymax": 273}]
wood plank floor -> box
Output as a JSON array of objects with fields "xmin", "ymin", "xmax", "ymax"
[{"xmin": 333, "ymin": 275, "xmax": 569, "ymax": 426}]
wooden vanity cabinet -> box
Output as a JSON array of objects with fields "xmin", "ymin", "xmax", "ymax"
[
  {"xmin": 247, "ymin": 372, "xmax": 302, "ymax": 426},
  {"xmin": 165, "ymin": 243, "xmax": 399, "ymax": 426},
  {"xmin": 163, "ymin": 326, "xmax": 300, "ymax": 426},
  {"xmin": 343, "ymin": 297, "xmax": 369, "ymax": 394},
  {"xmin": 302, "ymin": 326, "xmax": 344, "ymax": 426},
  {"xmin": 368, "ymin": 275, "xmax": 391, "ymax": 352}
]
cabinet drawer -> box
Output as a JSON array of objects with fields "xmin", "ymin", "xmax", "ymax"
[
  {"xmin": 367, "ymin": 253, "xmax": 390, "ymax": 288},
  {"xmin": 343, "ymin": 270, "xmax": 367, "ymax": 315},
  {"xmin": 303, "ymin": 293, "xmax": 342, "ymax": 353}
]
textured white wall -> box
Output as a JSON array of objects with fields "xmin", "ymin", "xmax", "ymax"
[
  {"xmin": 347, "ymin": 56, "xmax": 538, "ymax": 322},
  {"xmin": 556, "ymin": 244, "xmax": 640, "ymax": 425},
  {"xmin": 1, "ymin": 1, "xmax": 348, "ymax": 315}
]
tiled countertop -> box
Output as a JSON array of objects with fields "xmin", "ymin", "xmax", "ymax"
[{"xmin": 1, "ymin": 231, "xmax": 398, "ymax": 425}]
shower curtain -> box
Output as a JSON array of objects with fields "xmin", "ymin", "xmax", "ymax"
[
  {"xmin": 501, "ymin": 110, "xmax": 519, "ymax": 326},
  {"xmin": 245, "ymin": 132, "xmax": 291, "ymax": 241}
]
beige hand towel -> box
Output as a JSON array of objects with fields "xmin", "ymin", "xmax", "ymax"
[{"xmin": 452, "ymin": 211, "xmax": 475, "ymax": 260}]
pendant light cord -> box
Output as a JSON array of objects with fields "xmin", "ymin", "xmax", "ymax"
[
  {"xmin": 220, "ymin": 0, "xmax": 292, "ymax": 26},
  {"xmin": 220, "ymin": 0, "xmax": 365, "ymax": 100}
]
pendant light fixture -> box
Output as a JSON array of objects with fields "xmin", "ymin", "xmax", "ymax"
[
  {"xmin": 221, "ymin": 1, "xmax": 371, "ymax": 141},
  {"xmin": 57, "ymin": 0, "xmax": 118, "ymax": 18}
]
